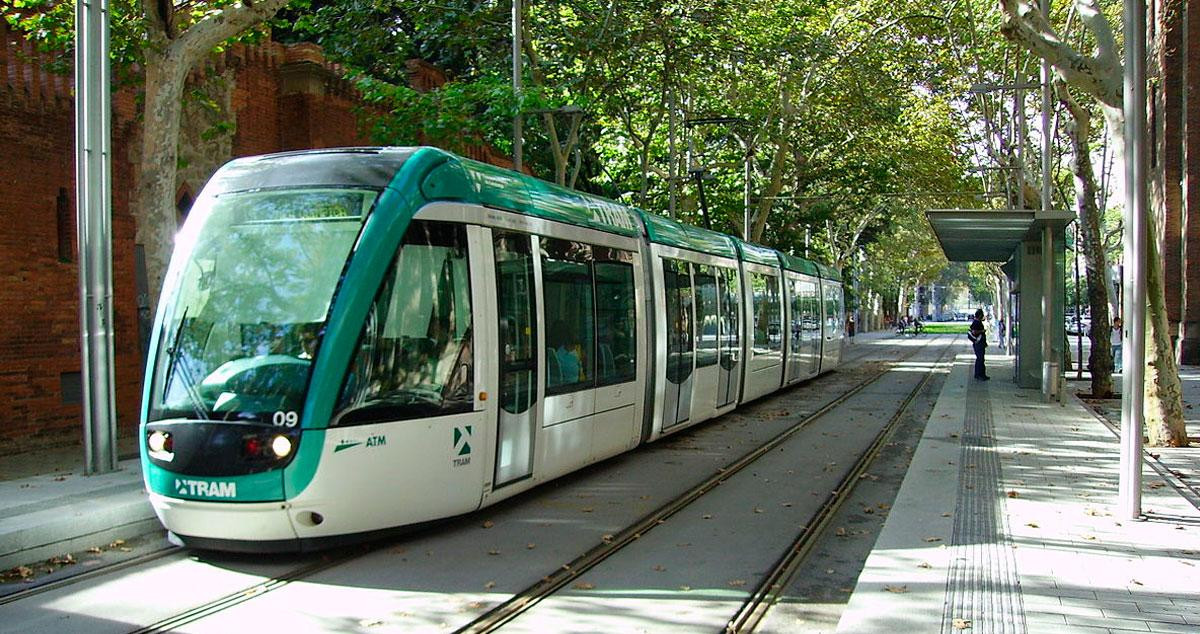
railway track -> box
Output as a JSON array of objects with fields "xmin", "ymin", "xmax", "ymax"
[
  {"xmin": 726, "ymin": 339, "xmax": 955, "ymax": 632},
  {"xmin": 455, "ymin": 335, "xmax": 954, "ymax": 633},
  {"xmin": 0, "ymin": 333, "xmax": 948, "ymax": 633},
  {"xmin": 0, "ymin": 546, "xmax": 180, "ymax": 606}
]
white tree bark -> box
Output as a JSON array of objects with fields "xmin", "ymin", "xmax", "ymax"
[{"xmin": 136, "ymin": 0, "xmax": 292, "ymax": 313}]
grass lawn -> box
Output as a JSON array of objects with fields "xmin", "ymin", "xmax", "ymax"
[{"xmin": 919, "ymin": 323, "xmax": 969, "ymax": 334}]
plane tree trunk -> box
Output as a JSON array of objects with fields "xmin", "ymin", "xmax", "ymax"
[{"xmin": 1058, "ymin": 83, "xmax": 1114, "ymax": 398}]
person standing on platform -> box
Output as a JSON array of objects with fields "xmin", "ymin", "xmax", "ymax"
[
  {"xmin": 969, "ymin": 309, "xmax": 989, "ymax": 380},
  {"xmin": 1111, "ymin": 317, "xmax": 1123, "ymax": 374}
]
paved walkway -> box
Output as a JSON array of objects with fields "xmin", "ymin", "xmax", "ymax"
[{"xmin": 838, "ymin": 353, "xmax": 1200, "ymax": 633}]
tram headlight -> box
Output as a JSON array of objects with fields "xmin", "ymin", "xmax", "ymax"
[
  {"xmin": 271, "ymin": 434, "xmax": 293, "ymax": 458},
  {"xmin": 147, "ymin": 430, "xmax": 172, "ymax": 454}
]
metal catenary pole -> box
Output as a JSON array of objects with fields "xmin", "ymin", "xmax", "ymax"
[
  {"xmin": 75, "ymin": 0, "xmax": 117, "ymax": 474},
  {"xmin": 1040, "ymin": 16, "xmax": 1056, "ymax": 400},
  {"xmin": 1119, "ymin": 0, "xmax": 1147, "ymax": 520}
]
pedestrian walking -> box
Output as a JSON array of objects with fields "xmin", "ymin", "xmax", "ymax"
[{"xmin": 969, "ymin": 309, "xmax": 989, "ymax": 380}]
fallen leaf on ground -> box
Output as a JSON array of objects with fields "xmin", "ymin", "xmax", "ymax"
[
  {"xmin": 573, "ymin": 582, "xmax": 595, "ymax": 590},
  {"xmin": 526, "ymin": 543, "xmax": 536, "ymax": 550},
  {"xmin": 918, "ymin": 562, "xmax": 932, "ymax": 569},
  {"xmin": 836, "ymin": 527, "xmax": 848, "ymax": 537},
  {"xmin": 484, "ymin": 581, "xmax": 496, "ymax": 589},
  {"xmin": 1006, "ymin": 491, "xmax": 1019, "ymax": 498},
  {"xmin": 924, "ymin": 536, "xmax": 942, "ymax": 543},
  {"xmin": 727, "ymin": 579, "xmax": 746, "ymax": 587},
  {"xmin": 884, "ymin": 585, "xmax": 908, "ymax": 593},
  {"xmin": 653, "ymin": 565, "xmax": 666, "ymax": 572},
  {"xmin": 1026, "ymin": 522, "xmax": 1039, "ymax": 528},
  {"xmin": 953, "ymin": 618, "xmax": 972, "ymax": 629},
  {"xmin": 487, "ymin": 549, "xmax": 501, "ymax": 556},
  {"xmin": 481, "ymin": 520, "xmax": 494, "ymax": 529}
]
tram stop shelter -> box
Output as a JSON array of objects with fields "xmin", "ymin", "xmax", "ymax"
[{"xmin": 926, "ymin": 209, "xmax": 1075, "ymax": 393}]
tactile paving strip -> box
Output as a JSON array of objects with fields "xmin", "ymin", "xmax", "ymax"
[{"xmin": 940, "ymin": 381, "xmax": 1026, "ymax": 633}]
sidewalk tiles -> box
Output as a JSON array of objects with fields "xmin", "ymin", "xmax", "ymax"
[{"xmin": 838, "ymin": 352, "xmax": 1200, "ymax": 634}]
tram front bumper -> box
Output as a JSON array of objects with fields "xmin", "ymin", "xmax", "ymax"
[{"xmin": 148, "ymin": 492, "xmax": 298, "ymax": 544}]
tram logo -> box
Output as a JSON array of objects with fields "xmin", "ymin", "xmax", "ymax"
[
  {"xmin": 175, "ymin": 478, "xmax": 237, "ymax": 498},
  {"xmin": 453, "ymin": 425, "xmax": 472, "ymax": 467}
]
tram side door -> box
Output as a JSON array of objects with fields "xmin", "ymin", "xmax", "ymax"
[
  {"xmin": 663, "ymin": 258, "xmax": 694, "ymax": 427},
  {"xmin": 716, "ymin": 266, "xmax": 740, "ymax": 407},
  {"xmin": 492, "ymin": 231, "xmax": 538, "ymax": 487}
]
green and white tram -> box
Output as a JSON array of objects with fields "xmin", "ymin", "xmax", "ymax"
[{"xmin": 140, "ymin": 147, "xmax": 845, "ymax": 551}]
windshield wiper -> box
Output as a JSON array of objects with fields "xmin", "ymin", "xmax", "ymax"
[{"xmin": 161, "ymin": 307, "xmax": 209, "ymax": 420}]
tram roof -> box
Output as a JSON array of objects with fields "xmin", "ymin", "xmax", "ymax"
[
  {"xmin": 735, "ymin": 240, "xmax": 781, "ymax": 268},
  {"xmin": 637, "ymin": 212, "xmax": 739, "ymax": 259},
  {"xmin": 419, "ymin": 153, "xmax": 642, "ymax": 238},
  {"xmin": 815, "ymin": 262, "xmax": 843, "ymax": 282},
  {"xmin": 211, "ymin": 147, "xmax": 418, "ymax": 192},
  {"xmin": 779, "ymin": 252, "xmax": 820, "ymax": 277},
  {"xmin": 222, "ymin": 147, "xmax": 845, "ymax": 275}
]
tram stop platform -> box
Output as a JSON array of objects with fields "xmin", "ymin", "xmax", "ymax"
[
  {"xmin": 0, "ymin": 439, "xmax": 153, "ymax": 573},
  {"xmin": 836, "ymin": 353, "xmax": 1200, "ymax": 634}
]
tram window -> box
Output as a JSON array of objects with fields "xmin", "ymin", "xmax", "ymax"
[
  {"xmin": 790, "ymin": 279, "xmax": 804, "ymax": 346},
  {"xmin": 801, "ymin": 280, "xmax": 820, "ymax": 334},
  {"xmin": 751, "ymin": 273, "xmax": 782, "ymax": 354},
  {"xmin": 694, "ymin": 265, "xmax": 718, "ymax": 367},
  {"xmin": 664, "ymin": 259, "xmax": 694, "ymax": 384},
  {"xmin": 334, "ymin": 221, "xmax": 473, "ymax": 425},
  {"xmin": 718, "ymin": 267, "xmax": 740, "ymax": 363},
  {"xmin": 595, "ymin": 259, "xmax": 636, "ymax": 385},
  {"xmin": 542, "ymin": 238, "xmax": 595, "ymax": 394},
  {"xmin": 495, "ymin": 232, "xmax": 536, "ymax": 415},
  {"xmin": 826, "ymin": 284, "xmax": 844, "ymax": 336}
]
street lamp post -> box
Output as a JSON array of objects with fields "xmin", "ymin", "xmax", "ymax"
[{"xmin": 1119, "ymin": 0, "xmax": 1147, "ymax": 521}]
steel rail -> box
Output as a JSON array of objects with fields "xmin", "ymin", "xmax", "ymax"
[
  {"xmin": 0, "ymin": 545, "xmax": 181, "ymax": 606},
  {"xmin": 725, "ymin": 341, "xmax": 956, "ymax": 633},
  {"xmin": 3, "ymin": 332, "xmax": 921, "ymax": 630},
  {"xmin": 128, "ymin": 545, "xmax": 376, "ymax": 634},
  {"xmin": 456, "ymin": 335, "xmax": 952, "ymax": 634}
]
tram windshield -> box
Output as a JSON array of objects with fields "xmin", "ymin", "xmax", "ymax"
[{"xmin": 148, "ymin": 188, "xmax": 377, "ymax": 424}]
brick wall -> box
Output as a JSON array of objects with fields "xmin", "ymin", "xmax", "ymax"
[
  {"xmin": 0, "ymin": 30, "xmax": 142, "ymax": 454},
  {"xmin": 0, "ymin": 27, "xmax": 512, "ymax": 455}
]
